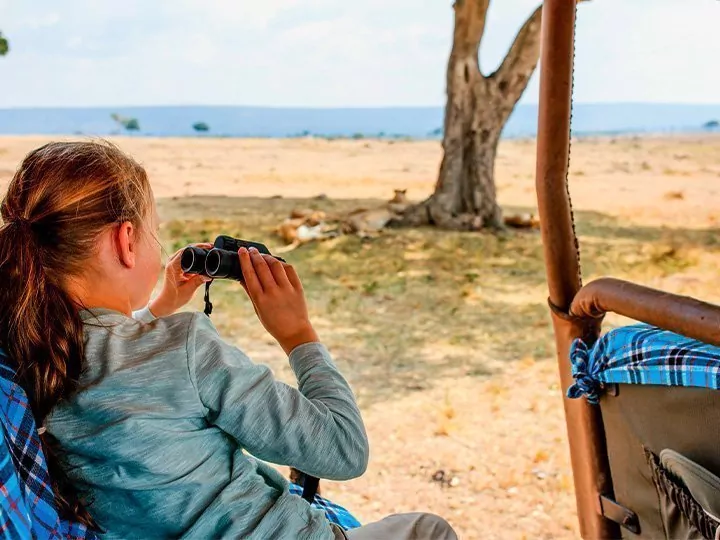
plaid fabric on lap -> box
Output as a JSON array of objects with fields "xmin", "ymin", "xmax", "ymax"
[
  {"xmin": 568, "ymin": 324, "xmax": 720, "ymax": 404},
  {"xmin": 0, "ymin": 353, "xmax": 97, "ymax": 540},
  {"xmin": 288, "ymin": 483, "xmax": 361, "ymax": 531}
]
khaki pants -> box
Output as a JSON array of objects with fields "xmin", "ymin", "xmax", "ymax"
[{"xmin": 333, "ymin": 513, "xmax": 458, "ymax": 540}]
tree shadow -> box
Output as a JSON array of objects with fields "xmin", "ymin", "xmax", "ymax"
[
  {"xmin": 158, "ymin": 195, "xmax": 720, "ymax": 407},
  {"xmin": 573, "ymin": 209, "xmax": 720, "ymax": 249}
]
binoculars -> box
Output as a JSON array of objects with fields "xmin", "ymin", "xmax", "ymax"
[{"xmin": 181, "ymin": 235, "xmax": 285, "ymax": 281}]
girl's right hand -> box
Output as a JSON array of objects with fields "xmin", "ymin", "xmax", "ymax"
[
  {"xmin": 238, "ymin": 247, "xmax": 319, "ymax": 355},
  {"xmin": 150, "ymin": 243, "xmax": 213, "ymax": 317}
]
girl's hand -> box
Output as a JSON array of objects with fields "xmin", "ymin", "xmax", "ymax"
[
  {"xmin": 239, "ymin": 247, "xmax": 319, "ymax": 355},
  {"xmin": 150, "ymin": 243, "xmax": 213, "ymax": 317}
]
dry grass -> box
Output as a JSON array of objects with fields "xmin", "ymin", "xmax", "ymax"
[
  {"xmin": 158, "ymin": 197, "xmax": 716, "ymax": 405},
  {"xmin": 157, "ymin": 195, "xmax": 720, "ymax": 539},
  {"xmin": 2, "ymin": 134, "xmax": 720, "ymax": 538},
  {"xmin": 663, "ymin": 190, "xmax": 685, "ymax": 200}
]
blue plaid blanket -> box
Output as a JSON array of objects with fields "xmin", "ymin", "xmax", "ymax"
[
  {"xmin": 0, "ymin": 350, "xmax": 360, "ymax": 537},
  {"xmin": 288, "ymin": 484, "xmax": 361, "ymax": 531},
  {"xmin": 568, "ymin": 324, "xmax": 720, "ymax": 404},
  {"xmin": 0, "ymin": 355, "xmax": 97, "ymax": 539}
]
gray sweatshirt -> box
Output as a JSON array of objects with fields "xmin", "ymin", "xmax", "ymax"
[{"xmin": 46, "ymin": 308, "xmax": 369, "ymax": 539}]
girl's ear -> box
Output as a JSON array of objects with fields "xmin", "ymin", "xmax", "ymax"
[{"xmin": 115, "ymin": 221, "xmax": 137, "ymax": 269}]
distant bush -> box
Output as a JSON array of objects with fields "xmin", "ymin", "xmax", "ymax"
[
  {"xmin": 704, "ymin": 120, "xmax": 719, "ymax": 130},
  {"xmin": 351, "ymin": 133, "xmax": 364, "ymax": 140},
  {"xmin": 430, "ymin": 127, "xmax": 443, "ymax": 137},
  {"xmin": 193, "ymin": 122, "xmax": 210, "ymax": 133},
  {"xmin": 125, "ymin": 118, "xmax": 140, "ymax": 131}
]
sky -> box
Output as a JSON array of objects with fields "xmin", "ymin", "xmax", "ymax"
[{"xmin": 1, "ymin": 0, "xmax": 719, "ymax": 108}]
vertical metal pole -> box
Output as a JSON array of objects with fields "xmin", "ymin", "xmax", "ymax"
[{"xmin": 535, "ymin": 0, "xmax": 619, "ymax": 537}]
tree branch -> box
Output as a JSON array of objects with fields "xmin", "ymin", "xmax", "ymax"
[
  {"xmin": 451, "ymin": 0, "xmax": 491, "ymax": 58},
  {"xmin": 490, "ymin": 0, "xmax": 588, "ymax": 111},
  {"xmin": 489, "ymin": 4, "xmax": 543, "ymax": 109}
]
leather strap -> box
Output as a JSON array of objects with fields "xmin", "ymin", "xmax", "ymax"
[{"xmin": 599, "ymin": 495, "xmax": 641, "ymax": 535}]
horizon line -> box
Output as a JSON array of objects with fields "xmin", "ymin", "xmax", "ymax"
[{"xmin": 1, "ymin": 102, "xmax": 720, "ymax": 111}]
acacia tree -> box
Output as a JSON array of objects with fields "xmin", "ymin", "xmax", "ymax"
[
  {"xmin": 400, "ymin": 1, "xmax": 583, "ymax": 230},
  {"xmin": 111, "ymin": 113, "xmax": 141, "ymax": 134}
]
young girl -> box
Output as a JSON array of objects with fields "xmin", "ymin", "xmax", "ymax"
[{"xmin": 0, "ymin": 141, "xmax": 457, "ymax": 539}]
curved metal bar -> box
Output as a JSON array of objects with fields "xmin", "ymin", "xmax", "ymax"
[{"xmin": 571, "ymin": 278, "xmax": 720, "ymax": 346}]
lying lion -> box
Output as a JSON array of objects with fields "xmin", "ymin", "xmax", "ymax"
[
  {"xmin": 274, "ymin": 190, "xmax": 539, "ymax": 251},
  {"xmin": 275, "ymin": 190, "xmax": 410, "ymax": 252}
]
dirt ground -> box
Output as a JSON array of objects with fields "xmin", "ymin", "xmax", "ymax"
[
  {"xmin": 2, "ymin": 135, "xmax": 719, "ymax": 228},
  {"xmin": 1, "ymin": 134, "xmax": 719, "ymax": 539}
]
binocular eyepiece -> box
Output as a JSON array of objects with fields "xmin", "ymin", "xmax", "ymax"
[{"xmin": 180, "ymin": 236, "xmax": 285, "ymax": 282}]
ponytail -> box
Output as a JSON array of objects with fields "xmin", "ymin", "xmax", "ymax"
[
  {"xmin": 0, "ymin": 220, "xmax": 95, "ymax": 527},
  {"xmin": 0, "ymin": 221, "xmax": 83, "ymax": 416},
  {"xmin": 0, "ymin": 141, "xmax": 151, "ymax": 529}
]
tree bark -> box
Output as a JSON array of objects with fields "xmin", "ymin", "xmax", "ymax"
[{"xmin": 399, "ymin": 1, "xmax": 544, "ymax": 231}]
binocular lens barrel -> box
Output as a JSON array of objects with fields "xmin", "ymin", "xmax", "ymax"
[
  {"xmin": 181, "ymin": 246, "xmax": 208, "ymax": 274},
  {"xmin": 205, "ymin": 249, "xmax": 243, "ymax": 280},
  {"xmin": 181, "ymin": 242, "xmax": 262, "ymax": 282}
]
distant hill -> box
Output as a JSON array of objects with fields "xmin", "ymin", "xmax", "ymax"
[{"xmin": 0, "ymin": 103, "xmax": 719, "ymax": 139}]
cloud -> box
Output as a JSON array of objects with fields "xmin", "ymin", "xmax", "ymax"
[{"xmin": 0, "ymin": 0, "xmax": 718, "ymax": 107}]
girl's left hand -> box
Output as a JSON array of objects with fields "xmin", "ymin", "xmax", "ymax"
[
  {"xmin": 149, "ymin": 243, "xmax": 213, "ymax": 317},
  {"xmin": 238, "ymin": 247, "xmax": 319, "ymax": 355}
]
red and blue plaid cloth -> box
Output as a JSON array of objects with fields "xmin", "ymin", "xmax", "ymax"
[
  {"xmin": 569, "ymin": 324, "xmax": 720, "ymax": 404},
  {"xmin": 0, "ymin": 350, "xmax": 360, "ymax": 538}
]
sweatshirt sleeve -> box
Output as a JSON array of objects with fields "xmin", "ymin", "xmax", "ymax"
[
  {"xmin": 186, "ymin": 313, "xmax": 369, "ymax": 481},
  {"xmin": 132, "ymin": 305, "xmax": 157, "ymax": 324}
]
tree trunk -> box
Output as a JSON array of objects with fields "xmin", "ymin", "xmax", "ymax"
[
  {"xmin": 399, "ymin": 1, "xmax": 544, "ymax": 231},
  {"xmin": 425, "ymin": 82, "xmax": 505, "ymax": 230}
]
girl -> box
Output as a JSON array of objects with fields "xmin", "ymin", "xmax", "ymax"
[{"xmin": 0, "ymin": 141, "xmax": 457, "ymax": 539}]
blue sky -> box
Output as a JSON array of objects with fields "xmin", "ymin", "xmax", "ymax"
[{"xmin": 1, "ymin": 0, "xmax": 718, "ymax": 108}]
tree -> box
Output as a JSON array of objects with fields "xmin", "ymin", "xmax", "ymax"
[
  {"xmin": 193, "ymin": 122, "xmax": 210, "ymax": 133},
  {"xmin": 0, "ymin": 32, "xmax": 9, "ymax": 56},
  {"xmin": 111, "ymin": 113, "xmax": 141, "ymax": 133},
  {"xmin": 399, "ymin": 1, "xmax": 586, "ymax": 230},
  {"xmin": 704, "ymin": 120, "xmax": 719, "ymax": 130}
]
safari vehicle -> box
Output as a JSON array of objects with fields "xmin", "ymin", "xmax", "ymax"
[{"xmin": 536, "ymin": 1, "xmax": 720, "ymax": 538}]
